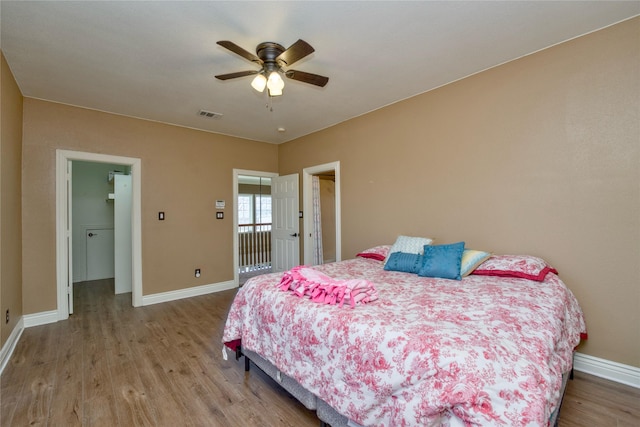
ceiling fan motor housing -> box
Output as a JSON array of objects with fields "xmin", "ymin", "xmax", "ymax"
[
  {"xmin": 256, "ymin": 42, "xmax": 285, "ymax": 61},
  {"xmin": 257, "ymin": 42, "xmax": 286, "ymax": 73}
]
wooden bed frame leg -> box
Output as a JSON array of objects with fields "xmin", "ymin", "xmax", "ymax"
[
  {"xmin": 245, "ymin": 355, "xmax": 251, "ymax": 372},
  {"xmin": 319, "ymin": 422, "xmax": 328, "ymax": 427}
]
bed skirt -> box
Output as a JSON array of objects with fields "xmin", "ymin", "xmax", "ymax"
[{"xmin": 243, "ymin": 348, "xmax": 318, "ymax": 410}]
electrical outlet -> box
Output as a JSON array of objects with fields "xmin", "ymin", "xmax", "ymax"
[
  {"xmin": 5, "ymin": 309, "xmax": 9, "ymax": 324},
  {"xmin": 195, "ymin": 268, "xmax": 201, "ymax": 278}
]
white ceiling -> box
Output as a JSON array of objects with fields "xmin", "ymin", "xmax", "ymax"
[{"xmin": 1, "ymin": 1, "xmax": 638, "ymax": 144}]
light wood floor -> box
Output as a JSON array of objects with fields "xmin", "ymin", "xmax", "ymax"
[{"xmin": 1, "ymin": 279, "xmax": 638, "ymax": 426}]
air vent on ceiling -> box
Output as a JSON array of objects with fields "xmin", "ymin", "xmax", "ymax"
[{"xmin": 198, "ymin": 109, "xmax": 223, "ymax": 119}]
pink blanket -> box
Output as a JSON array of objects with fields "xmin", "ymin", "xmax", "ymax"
[{"xmin": 278, "ymin": 265, "xmax": 378, "ymax": 308}]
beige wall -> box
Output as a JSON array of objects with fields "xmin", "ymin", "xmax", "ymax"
[
  {"xmin": 279, "ymin": 18, "xmax": 640, "ymax": 367},
  {"xmin": 0, "ymin": 51, "xmax": 24, "ymax": 348},
  {"xmin": 22, "ymin": 99, "xmax": 278, "ymax": 314}
]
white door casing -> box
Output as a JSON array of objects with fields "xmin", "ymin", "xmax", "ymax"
[
  {"xmin": 303, "ymin": 162, "xmax": 341, "ymax": 265},
  {"xmin": 66, "ymin": 160, "xmax": 74, "ymax": 314},
  {"xmin": 271, "ymin": 174, "xmax": 300, "ymax": 272},
  {"xmin": 56, "ymin": 149, "xmax": 142, "ymax": 320}
]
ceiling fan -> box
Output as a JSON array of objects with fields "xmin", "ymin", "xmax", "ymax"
[{"xmin": 215, "ymin": 39, "xmax": 329, "ymax": 97}]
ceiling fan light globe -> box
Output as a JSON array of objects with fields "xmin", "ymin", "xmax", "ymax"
[
  {"xmin": 251, "ymin": 74, "xmax": 267, "ymax": 92},
  {"xmin": 267, "ymin": 71, "xmax": 285, "ymax": 91},
  {"xmin": 268, "ymin": 87, "xmax": 283, "ymax": 97}
]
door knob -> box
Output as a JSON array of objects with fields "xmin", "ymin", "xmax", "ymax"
[
  {"xmin": 88, "ymin": 232, "xmax": 97, "ymax": 237},
  {"xmin": 290, "ymin": 233, "xmax": 299, "ymax": 237}
]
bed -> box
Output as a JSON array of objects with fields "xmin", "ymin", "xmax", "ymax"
[{"xmin": 222, "ymin": 242, "xmax": 586, "ymax": 426}]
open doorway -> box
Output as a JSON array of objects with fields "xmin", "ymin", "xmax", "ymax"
[
  {"xmin": 233, "ymin": 169, "xmax": 278, "ymax": 285},
  {"xmin": 56, "ymin": 150, "xmax": 142, "ymax": 320},
  {"xmin": 71, "ymin": 162, "xmax": 131, "ymax": 290},
  {"xmin": 303, "ymin": 162, "xmax": 341, "ymax": 265}
]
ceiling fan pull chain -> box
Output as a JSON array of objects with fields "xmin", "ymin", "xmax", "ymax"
[{"xmin": 266, "ymin": 95, "xmax": 274, "ymax": 113}]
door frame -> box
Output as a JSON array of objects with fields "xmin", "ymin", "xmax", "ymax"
[
  {"xmin": 303, "ymin": 161, "xmax": 341, "ymax": 265},
  {"xmin": 233, "ymin": 169, "xmax": 278, "ymax": 285},
  {"xmin": 56, "ymin": 149, "xmax": 143, "ymax": 320}
]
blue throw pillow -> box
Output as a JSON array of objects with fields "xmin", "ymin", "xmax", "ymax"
[
  {"xmin": 418, "ymin": 242, "xmax": 465, "ymax": 280},
  {"xmin": 383, "ymin": 252, "xmax": 423, "ymax": 274}
]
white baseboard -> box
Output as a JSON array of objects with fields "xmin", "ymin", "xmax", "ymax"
[
  {"xmin": 0, "ymin": 317, "xmax": 24, "ymax": 375},
  {"xmin": 23, "ymin": 310, "xmax": 59, "ymax": 327},
  {"xmin": 142, "ymin": 280, "xmax": 237, "ymax": 306},
  {"xmin": 574, "ymin": 352, "xmax": 640, "ymax": 389}
]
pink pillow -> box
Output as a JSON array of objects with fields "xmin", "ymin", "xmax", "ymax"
[
  {"xmin": 356, "ymin": 245, "xmax": 391, "ymax": 261},
  {"xmin": 472, "ymin": 254, "xmax": 558, "ymax": 282}
]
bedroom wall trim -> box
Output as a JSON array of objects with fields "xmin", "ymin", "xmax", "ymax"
[
  {"xmin": 141, "ymin": 280, "xmax": 236, "ymax": 306},
  {"xmin": 23, "ymin": 310, "xmax": 59, "ymax": 327},
  {"xmin": 574, "ymin": 352, "xmax": 640, "ymax": 389},
  {"xmin": 0, "ymin": 317, "xmax": 24, "ymax": 375}
]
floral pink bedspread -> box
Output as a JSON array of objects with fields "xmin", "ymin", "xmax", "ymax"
[{"xmin": 222, "ymin": 257, "xmax": 586, "ymax": 426}]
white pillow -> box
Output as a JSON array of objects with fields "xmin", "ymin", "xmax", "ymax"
[{"xmin": 388, "ymin": 235, "xmax": 434, "ymax": 256}]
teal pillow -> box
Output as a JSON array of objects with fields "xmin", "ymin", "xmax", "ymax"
[
  {"xmin": 418, "ymin": 242, "xmax": 465, "ymax": 280},
  {"xmin": 383, "ymin": 252, "xmax": 423, "ymax": 274}
]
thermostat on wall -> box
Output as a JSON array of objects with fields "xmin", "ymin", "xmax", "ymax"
[{"xmin": 216, "ymin": 200, "xmax": 225, "ymax": 209}]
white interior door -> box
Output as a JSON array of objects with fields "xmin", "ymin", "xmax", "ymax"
[
  {"xmin": 66, "ymin": 160, "xmax": 74, "ymax": 314},
  {"xmin": 114, "ymin": 175, "xmax": 132, "ymax": 294},
  {"xmin": 86, "ymin": 228, "xmax": 115, "ymax": 280},
  {"xmin": 271, "ymin": 174, "xmax": 299, "ymax": 272}
]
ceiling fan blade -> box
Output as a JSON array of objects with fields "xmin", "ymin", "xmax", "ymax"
[
  {"xmin": 276, "ymin": 39, "xmax": 315, "ymax": 67},
  {"xmin": 285, "ymin": 69, "xmax": 329, "ymax": 87},
  {"xmin": 217, "ymin": 41, "xmax": 261, "ymax": 63},
  {"xmin": 215, "ymin": 70, "xmax": 259, "ymax": 80}
]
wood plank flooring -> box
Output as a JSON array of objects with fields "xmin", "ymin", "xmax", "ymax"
[{"xmin": 1, "ymin": 279, "xmax": 638, "ymax": 426}]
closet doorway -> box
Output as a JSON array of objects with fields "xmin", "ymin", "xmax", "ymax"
[
  {"xmin": 56, "ymin": 150, "xmax": 142, "ymax": 320},
  {"xmin": 71, "ymin": 161, "xmax": 130, "ymax": 288},
  {"xmin": 303, "ymin": 162, "xmax": 341, "ymax": 265}
]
